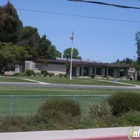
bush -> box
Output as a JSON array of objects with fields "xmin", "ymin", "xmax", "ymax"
[
  {"xmin": 14, "ymin": 73, "xmax": 26, "ymax": 76},
  {"xmin": 64, "ymin": 74, "xmax": 68, "ymax": 78},
  {"xmin": 96, "ymin": 115, "xmax": 122, "ymax": 127},
  {"xmin": 48, "ymin": 73, "xmax": 54, "ymax": 77},
  {"xmin": 37, "ymin": 98, "xmax": 82, "ymax": 117},
  {"xmin": 59, "ymin": 73, "xmax": 63, "ymax": 78},
  {"xmin": 41, "ymin": 70, "xmax": 48, "ymax": 77},
  {"xmin": 120, "ymin": 111, "xmax": 140, "ymax": 126},
  {"xmin": 88, "ymin": 101, "xmax": 112, "ymax": 119},
  {"xmin": 35, "ymin": 73, "xmax": 41, "ymax": 77},
  {"xmin": 91, "ymin": 74, "xmax": 95, "ymax": 79},
  {"xmin": 26, "ymin": 70, "xmax": 35, "ymax": 76},
  {"xmin": 107, "ymin": 91, "xmax": 140, "ymax": 116}
]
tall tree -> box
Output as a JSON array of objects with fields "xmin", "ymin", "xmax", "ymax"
[
  {"xmin": 38, "ymin": 35, "xmax": 51, "ymax": 59},
  {"xmin": 135, "ymin": 32, "xmax": 140, "ymax": 62},
  {"xmin": 135, "ymin": 32, "xmax": 140, "ymax": 80},
  {"xmin": 0, "ymin": 1, "xmax": 22, "ymax": 43},
  {"xmin": 17, "ymin": 26, "xmax": 40, "ymax": 47},
  {"xmin": 17, "ymin": 26, "xmax": 40, "ymax": 59},
  {"xmin": 63, "ymin": 47, "xmax": 82, "ymax": 60},
  {"xmin": 48, "ymin": 45, "xmax": 61, "ymax": 59},
  {"xmin": 0, "ymin": 42, "xmax": 30, "ymax": 73}
]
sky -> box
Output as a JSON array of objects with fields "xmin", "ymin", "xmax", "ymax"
[{"xmin": 0, "ymin": 0, "xmax": 140, "ymax": 63}]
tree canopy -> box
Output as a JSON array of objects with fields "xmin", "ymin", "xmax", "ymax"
[
  {"xmin": 0, "ymin": 1, "xmax": 61, "ymax": 73},
  {"xmin": 135, "ymin": 32, "xmax": 140, "ymax": 78},
  {"xmin": 0, "ymin": 1, "xmax": 22, "ymax": 43},
  {"xmin": 0, "ymin": 42, "xmax": 30, "ymax": 73},
  {"xmin": 112, "ymin": 58, "xmax": 134, "ymax": 65},
  {"xmin": 63, "ymin": 47, "xmax": 82, "ymax": 60}
]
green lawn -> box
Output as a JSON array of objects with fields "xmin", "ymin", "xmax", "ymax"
[
  {"xmin": 0, "ymin": 77, "xmax": 34, "ymax": 82},
  {"xmin": 118, "ymin": 80, "xmax": 140, "ymax": 85},
  {"xmin": 0, "ymin": 86, "xmax": 139, "ymax": 117},
  {"xmin": 0, "ymin": 76, "xmax": 138, "ymax": 117},
  {"xmin": 1, "ymin": 76, "xmax": 138, "ymax": 86},
  {"xmin": 13, "ymin": 76, "xmax": 130, "ymax": 86}
]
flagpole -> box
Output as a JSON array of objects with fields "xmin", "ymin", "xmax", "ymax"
[
  {"xmin": 70, "ymin": 39, "xmax": 73, "ymax": 80},
  {"xmin": 69, "ymin": 30, "xmax": 74, "ymax": 80}
]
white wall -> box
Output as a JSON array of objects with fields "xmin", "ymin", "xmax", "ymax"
[
  {"xmin": 44, "ymin": 64, "xmax": 66, "ymax": 75},
  {"xmin": 24, "ymin": 61, "xmax": 66, "ymax": 75}
]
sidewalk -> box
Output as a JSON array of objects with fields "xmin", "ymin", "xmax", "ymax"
[{"xmin": 0, "ymin": 126, "xmax": 140, "ymax": 140}]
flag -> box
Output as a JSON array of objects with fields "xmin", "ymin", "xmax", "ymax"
[{"xmin": 70, "ymin": 32, "xmax": 74, "ymax": 40}]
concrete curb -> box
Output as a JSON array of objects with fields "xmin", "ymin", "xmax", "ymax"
[{"xmin": 56, "ymin": 136, "xmax": 128, "ymax": 140}]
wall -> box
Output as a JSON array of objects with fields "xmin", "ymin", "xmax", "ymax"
[{"xmin": 24, "ymin": 61, "xmax": 66, "ymax": 75}]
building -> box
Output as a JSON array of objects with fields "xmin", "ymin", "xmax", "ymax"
[{"xmin": 15, "ymin": 58, "xmax": 132, "ymax": 78}]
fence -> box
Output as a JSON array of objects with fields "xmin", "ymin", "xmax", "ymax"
[{"xmin": 0, "ymin": 95, "xmax": 110, "ymax": 117}]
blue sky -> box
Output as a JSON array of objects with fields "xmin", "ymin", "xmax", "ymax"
[{"xmin": 0, "ymin": 0, "xmax": 140, "ymax": 63}]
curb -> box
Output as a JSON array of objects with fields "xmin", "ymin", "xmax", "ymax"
[{"xmin": 56, "ymin": 136, "xmax": 128, "ymax": 140}]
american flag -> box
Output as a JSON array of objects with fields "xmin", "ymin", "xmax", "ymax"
[{"xmin": 70, "ymin": 32, "xmax": 74, "ymax": 40}]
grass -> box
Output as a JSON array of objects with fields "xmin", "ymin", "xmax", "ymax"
[
  {"xmin": 0, "ymin": 95, "xmax": 107, "ymax": 117},
  {"xmin": 0, "ymin": 86, "xmax": 139, "ymax": 95},
  {"xmin": 0, "ymin": 77, "xmax": 34, "ymax": 82},
  {"xmin": 12, "ymin": 76, "xmax": 131, "ymax": 86},
  {"xmin": 118, "ymin": 79, "xmax": 140, "ymax": 85},
  {"xmin": 0, "ymin": 86, "xmax": 139, "ymax": 117}
]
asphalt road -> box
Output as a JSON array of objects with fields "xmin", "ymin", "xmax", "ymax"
[{"xmin": 0, "ymin": 82, "xmax": 140, "ymax": 90}]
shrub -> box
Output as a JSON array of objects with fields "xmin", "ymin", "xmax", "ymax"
[
  {"xmin": 14, "ymin": 73, "xmax": 26, "ymax": 76},
  {"xmin": 96, "ymin": 115, "xmax": 122, "ymax": 127},
  {"xmin": 41, "ymin": 70, "xmax": 48, "ymax": 77},
  {"xmin": 91, "ymin": 74, "xmax": 95, "ymax": 79},
  {"xmin": 64, "ymin": 74, "xmax": 68, "ymax": 78},
  {"xmin": 120, "ymin": 111, "xmax": 140, "ymax": 126},
  {"xmin": 48, "ymin": 73, "xmax": 54, "ymax": 77},
  {"xmin": 26, "ymin": 70, "xmax": 35, "ymax": 76},
  {"xmin": 88, "ymin": 101, "xmax": 112, "ymax": 119},
  {"xmin": 106, "ymin": 76, "xmax": 109, "ymax": 79},
  {"xmin": 107, "ymin": 91, "xmax": 140, "ymax": 116},
  {"xmin": 35, "ymin": 73, "xmax": 41, "ymax": 77},
  {"xmin": 37, "ymin": 98, "xmax": 82, "ymax": 117},
  {"xmin": 59, "ymin": 73, "xmax": 63, "ymax": 78}
]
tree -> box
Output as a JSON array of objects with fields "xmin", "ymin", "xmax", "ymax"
[
  {"xmin": 112, "ymin": 58, "xmax": 134, "ymax": 65},
  {"xmin": 135, "ymin": 31, "xmax": 140, "ymax": 80},
  {"xmin": 0, "ymin": 1, "xmax": 61, "ymax": 61},
  {"xmin": 48, "ymin": 45, "xmax": 61, "ymax": 59},
  {"xmin": 135, "ymin": 32, "xmax": 140, "ymax": 61},
  {"xmin": 63, "ymin": 48, "xmax": 82, "ymax": 60},
  {"xmin": 0, "ymin": 1, "xmax": 22, "ymax": 43},
  {"xmin": 38, "ymin": 35, "xmax": 51, "ymax": 59},
  {"xmin": 0, "ymin": 42, "xmax": 30, "ymax": 73},
  {"xmin": 17, "ymin": 26, "xmax": 40, "ymax": 47}
]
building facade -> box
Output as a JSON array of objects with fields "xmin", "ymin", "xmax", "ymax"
[{"xmin": 15, "ymin": 58, "xmax": 132, "ymax": 78}]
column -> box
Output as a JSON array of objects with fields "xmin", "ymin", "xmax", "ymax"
[
  {"xmin": 101, "ymin": 68, "xmax": 105, "ymax": 78},
  {"xmin": 113, "ymin": 69, "xmax": 117, "ymax": 78},
  {"xmin": 106, "ymin": 68, "xmax": 108, "ymax": 77},
  {"xmin": 89, "ymin": 67, "xmax": 93, "ymax": 77},
  {"xmin": 75, "ymin": 67, "xmax": 80, "ymax": 77}
]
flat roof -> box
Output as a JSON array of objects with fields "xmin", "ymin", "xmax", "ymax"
[{"xmin": 36, "ymin": 59, "xmax": 132, "ymax": 69}]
